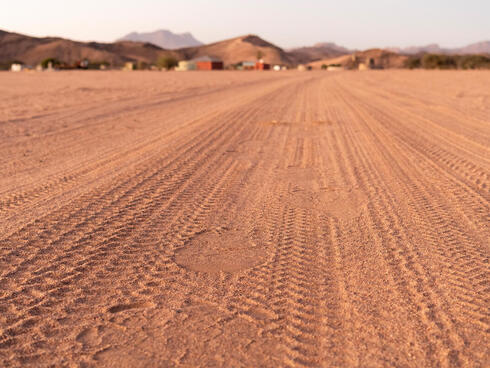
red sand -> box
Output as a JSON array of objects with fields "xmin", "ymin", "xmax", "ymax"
[{"xmin": 0, "ymin": 70, "xmax": 489, "ymax": 367}]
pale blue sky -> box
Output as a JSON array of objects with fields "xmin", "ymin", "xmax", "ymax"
[{"xmin": 2, "ymin": 0, "xmax": 489, "ymax": 49}]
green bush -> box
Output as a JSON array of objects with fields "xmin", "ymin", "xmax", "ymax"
[
  {"xmin": 404, "ymin": 57, "xmax": 421, "ymax": 69},
  {"xmin": 421, "ymin": 54, "xmax": 457, "ymax": 69},
  {"xmin": 457, "ymin": 55, "xmax": 490, "ymax": 70},
  {"xmin": 405, "ymin": 54, "xmax": 490, "ymax": 70},
  {"xmin": 136, "ymin": 61, "xmax": 150, "ymax": 70},
  {"xmin": 321, "ymin": 64, "xmax": 327, "ymax": 70},
  {"xmin": 157, "ymin": 56, "xmax": 178, "ymax": 70}
]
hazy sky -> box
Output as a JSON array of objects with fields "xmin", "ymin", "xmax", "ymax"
[{"xmin": 2, "ymin": 0, "xmax": 489, "ymax": 49}]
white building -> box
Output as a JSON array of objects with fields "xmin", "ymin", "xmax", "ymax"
[
  {"xmin": 10, "ymin": 63, "xmax": 24, "ymax": 72},
  {"xmin": 175, "ymin": 60, "xmax": 196, "ymax": 71}
]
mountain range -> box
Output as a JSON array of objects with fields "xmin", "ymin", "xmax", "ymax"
[
  {"xmin": 388, "ymin": 41, "xmax": 490, "ymax": 55},
  {"xmin": 0, "ymin": 29, "xmax": 179, "ymax": 67},
  {"xmin": 179, "ymin": 35, "xmax": 296, "ymax": 66},
  {"xmin": 117, "ymin": 30, "xmax": 203, "ymax": 49},
  {"xmin": 288, "ymin": 42, "xmax": 352, "ymax": 64},
  {"xmin": 1, "ymin": 28, "xmax": 489, "ymax": 69}
]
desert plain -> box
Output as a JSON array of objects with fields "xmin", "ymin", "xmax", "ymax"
[{"xmin": 0, "ymin": 70, "xmax": 488, "ymax": 367}]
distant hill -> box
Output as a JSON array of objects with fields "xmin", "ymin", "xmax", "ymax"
[
  {"xmin": 3, "ymin": 29, "xmax": 487, "ymax": 69},
  {"xmin": 457, "ymin": 41, "xmax": 490, "ymax": 54},
  {"xmin": 179, "ymin": 34, "xmax": 294, "ymax": 66},
  {"xmin": 389, "ymin": 41, "xmax": 490, "ymax": 55},
  {"xmin": 0, "ymin": 31, "xmax": 294, "ymax": 67},
  {"xmin": 288, "ymin": 42, "xmax": 351, "ymax": 64},
  {"xmin": 117, "ymin": 30, "xmax": 203, "ymax": 50},
  {"xmin": 308, "ymin": 49, "xmax": 408, "ymax": 70},
  {"xmin": 0, "ymin": 29, "xmax": 179, "ymax": 66}
]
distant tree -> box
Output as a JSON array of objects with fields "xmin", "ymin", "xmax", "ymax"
[
  {"xmin": 137, "ymin": 61, "xmax": 150, "ymax": 70},
  {"xmin": 157, "ymin": 56, "xmax": 178, "ymax": 70},
  {"xmin": 321, "ymin": 64, "xmax": 328, "ymax": 70},
  {"xmin": 457, "ymin": 55, "xmax": 490, "ymax": 70},
  {"xmin": 41, "ymin": 58, "xmax": 61, "ymax": 69},
  {"xmin": 404, "ymin": 56, "xmax": 421, "ymax": 69},
  {"xmin": 421, "ymin": 54, "xmax": 457, "ymax": 69}
]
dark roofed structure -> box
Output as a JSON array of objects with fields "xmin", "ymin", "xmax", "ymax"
[{"xmin": 191, "ymin": 55, "xmax": 223, "ymax": 70}]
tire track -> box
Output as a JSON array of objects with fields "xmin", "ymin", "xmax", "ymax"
[{"xmin": 334, "ymin": 83, "xmax": 487, "ymax": 366}]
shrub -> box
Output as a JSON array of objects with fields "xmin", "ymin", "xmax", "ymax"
[
  {"xmin": 421, "ymin": 54, "xmax": 457, "ymax": 69},
  {"xmin": 157, "ymin": 56, "xmax": 178, "ymax": 70},
  {"xmin": 457, "ymin": 55, "xmax": 490, "ymax": 70},
  {"xmin": 404, "ymin": 56, "xmax": 421, "ymax": 69},
  {"xmin": 137, "ymin": 61, "xmax": 149, "ymax": 70},
  {"xmin": 321, "ymin": 64, "xmax": 327, "ymax": 70},
  {"xmin": 41, "ymin": 58, "xmax": 61, "ymax": 69}
]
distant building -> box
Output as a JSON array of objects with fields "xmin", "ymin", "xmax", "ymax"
[
  {"xmin": 358, "ymin": 58, "xmax": 376, "ymax": 71},
  {"xmin": 358, "ymin": 63, "xmax": 369, "ymax": 71},
  {"xmin": 175, "ymin": 60, "xmax": 197, "ymax": 71},
  {"xmin": 236, "ymin": 60, "xmax": 270, "ymax": 71},
  {"xmin": 327, "ymin": 65, "xmax": 343, "ymax": 71},
  {"xmin": 78, "ymin": 59, "xmax": 89, "ymax": 69},
  {"xmin": 255, "ymin": 60, "xmax": 270, "ymax": 70},
  {"xmin": 239, "ymin": 61, "xmax": 256, "ymax": 70},
  {"xmin": 10, "ymin": 63, "xmax": 24, "ymax": 72},
  {"xmin": 123, "ymin": 62, "xmax": 135, "ymax": 71},
  {"xmin": 297, "ymin": 64, "xmax": 307, "ymax": 71},
  {"xmin": 191, "ymin": 56, "xmax": 223, "ymax": 70}
]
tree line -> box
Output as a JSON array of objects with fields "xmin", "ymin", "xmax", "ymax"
[{"xmin": 404, "ymin": 54, "xmax": 490, "ymax": 70}]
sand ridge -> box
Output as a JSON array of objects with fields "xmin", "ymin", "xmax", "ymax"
[{"xmin": 0, "ymin": 70, "xmax": 488, "ymax": 367}]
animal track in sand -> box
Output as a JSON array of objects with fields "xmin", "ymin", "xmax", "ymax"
[
  {"xmin": 107, "ymin": 301, "xmax": 155, "ymax": 314},
  {"xmin": 174, "ymin": 229, "xmax": 267, "ymax": 274},
  {"xmin": 76, "ymin": 326, "xmax": 102, "ymax": 347}
]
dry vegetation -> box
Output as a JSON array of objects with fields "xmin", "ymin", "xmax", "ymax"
[{"xmin": 0, "ymin": 70, "xmax": 489, "ymax": 367}]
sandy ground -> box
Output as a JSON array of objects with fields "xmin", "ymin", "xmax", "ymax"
[{"xmin": 0, "ymin": 70, "xmax": 488, "ymax": 367}]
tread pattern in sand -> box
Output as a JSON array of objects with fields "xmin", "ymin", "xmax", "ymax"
[{"xmin": 0, "ymin": 70, "xmax": 488, "ymax": 367}]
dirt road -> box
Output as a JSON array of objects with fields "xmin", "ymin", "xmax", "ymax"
[{"xmin": 0, "ymin": 70, "xmax": 488, "ymax": 367}]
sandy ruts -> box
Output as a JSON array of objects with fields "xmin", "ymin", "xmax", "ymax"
[{"xmin": 0, "ymin": 71, "xmax": 488, "ymax": 367}]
